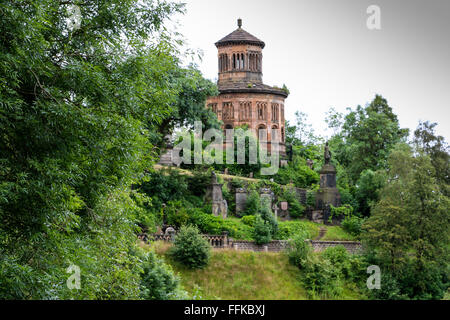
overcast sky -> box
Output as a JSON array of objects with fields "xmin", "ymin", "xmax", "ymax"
[{"xmin": 173, "ymin": 0, "xmax": 450, "ymax": 141}]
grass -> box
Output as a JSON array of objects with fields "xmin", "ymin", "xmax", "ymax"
[
  {"xmin": 152, "ymin": 242, "xmax": 308, "ymax": 300},
  {"xmin": 321, "ymin": 225, "xmax": 357, "ymax": 241},
  {"xmin": 277, "ymin": 220, "xmax": 356, "ymax": 241},
  {"xmin": 276, "ymin": 219, "xmax": 320, "ymax": 240},
  {"xmin": 148, "ymin": 241, "xmax": 364, "ymax": 300}
]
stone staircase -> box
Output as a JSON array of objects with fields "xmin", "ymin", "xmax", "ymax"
[{"xmin": 315, "ymin": 227, "xmax": 327, "ymax": 240}]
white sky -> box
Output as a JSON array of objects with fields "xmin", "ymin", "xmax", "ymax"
[{"xmin": 172, "ymin": 0, "xmax": 450, "ymax": 141}]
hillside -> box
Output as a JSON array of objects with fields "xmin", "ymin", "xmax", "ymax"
[{"xmin": 150, "ymin": 242, "xmax": 364, "ymax": 300}]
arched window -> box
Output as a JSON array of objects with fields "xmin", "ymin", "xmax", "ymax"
[
  {"xmin": 258, "ymin": 124, "xmax": 267, "ymax": 141},
  {"xmin": 232, "ymin": 54, "xmax": 236, "ymax": 69},
  {"xmin": 271, "ymin": 125, "xmax": 279, "ymax": 141},
  {"xmin": 241, "ymin": 53, "xmax": 244, "ymax": 69}
]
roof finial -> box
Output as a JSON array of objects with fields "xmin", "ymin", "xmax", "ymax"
[{"xmin": 237, "ymin": 18, "xmax": 242, "ymax": 29}]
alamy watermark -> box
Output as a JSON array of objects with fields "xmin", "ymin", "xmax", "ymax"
[
  {"xmin": 366, "ymin": 5, "xmax": 381, "ymax": 30},
  {"xmin": 66, "ymin": 4, "xmax": 82, "ymax": 32},
  {"xmin": 66, "ymin": 264, "xmax": 81, "ymax": 290},
  {"xmin": 366, "ymin": 265, "xmax": 381, "ymax": 290}
]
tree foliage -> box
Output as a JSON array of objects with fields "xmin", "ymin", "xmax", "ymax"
[
  {"xmin": 0, "ymin": 0, "xmax": 209, "ymax": 299},
  {"xmin": 363, "ymin": 144, "xmax": 450, "ymax": 299},
  {"xmin": 328, "ymin": 95, "xmax": 408, "ymax": 183},
  {"xmin": 171, "ymin": 225, "xmax": 211, "ymax": 269}
]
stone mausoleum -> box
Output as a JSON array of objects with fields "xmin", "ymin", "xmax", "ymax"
[{"xmin": 205, "ymin": 19, "xmax": 289, "ymax": 155}]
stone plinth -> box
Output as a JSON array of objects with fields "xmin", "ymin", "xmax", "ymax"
[{"xmin": 315, "ymin": 164, "xmax": 341, "ymax": 210}]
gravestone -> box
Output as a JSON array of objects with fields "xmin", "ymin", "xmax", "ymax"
[
  {"xmin": 278, "ymin": 201, "xmax": 290, "ymax": 220},
  {"xmin": 235, "ymin": 188, "xmax": 247, "ymax": 214}
]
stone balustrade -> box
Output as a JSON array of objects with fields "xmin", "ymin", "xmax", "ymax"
[{"xmin": 140, "ymin": 232, "xmax": 363, "ymax": 254}]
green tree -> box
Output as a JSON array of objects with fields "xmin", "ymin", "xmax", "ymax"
[
  {"xmin": 285, "ymin": 111, "xmax": 320, "ymax": 147},
  {"xmin": 354, "ymin": 169, "xmax": 386, "ymax": 217},
  {"xmin": 413, "ymin": 121, "xmax": 450, "ymax": 196},
  {"xmin": 150, "ymin": 66, "xmax": 220, "ymax": 149},
  {"xmin": 329, "ymin": 95, "xmax": 408, "ymax": 183},
  {"xmin": 0, "ymin": 0, "xmax": 190, "ymax": 299},
  {"xmin": 363, "ymin": 144, "xmax": 450, "ymax": 299}
]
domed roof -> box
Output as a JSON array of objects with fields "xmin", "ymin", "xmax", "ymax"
[{"xmin": 215, "ymin": 19, "xmax": 265, "ymax": 48}]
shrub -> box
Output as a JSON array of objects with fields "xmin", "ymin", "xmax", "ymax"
[
  {"xmin": 164, "ymin": 200, "xmax": 191, "ymax": 227},
  {"xmin": 170, "ymin": 225, "xmax": 211, "ymax": 269},
  {"xmin": 370, "ymin": 272, "xmax": 404, "ymax": 300},
  {"xmin": 302, "ymin": 254, "xmax": 343, "ymax": 298},
  {"xmin": 259, "ymin": 204, "xmax": 278, "ymax": 236},
  {"xmin": 321, "ymin": 246, "xmax": 369, "ymax": 283},
  {"xmin": 280, "ymin": 188, "xmax": 305, "ymax": 218},
  {"xmin": 289, "ymin": 200, "xmax": 305, "ymax": 218},
  {"xmin": 241, "ymin": 215, "xmax": 256, "ymax": 227},
  {"xmin": 187, "ymin": 209, "xmax": 253, "ymax": 240},
  {"xmin": 253, "ymin": 215, "xmax": 272, "ymax": 245},
  {"xmin": 243, "ymin": 190, "xmax": 261, "ymax": 216},
  {"xmin": 342, "ymin": 215, "xmax": 364, "ymax": 237},
  {"xmin": 140, "ymin": 251, "xmax": 181, "ymax": 300},
  {"xmin": 186, "ymin": 170, "xmax": 211, "ymax": 197},
  {"xmin": 346, "ymin": 254, "xmax": 369, "ymax": 283},
  {"xmin": 139, "ymin": 170, "xmax": 188, "ymax": 210},
  {"xmin": 286, "ymin": 231, "xmax": 311, "ymax": 268},
  {"xmin": 328, "ymin": 204, "xmax": 353, "ymax": 223},
  {"xmin": 321, "ymin": 245, "xmax": 349, "ymax": 266}
]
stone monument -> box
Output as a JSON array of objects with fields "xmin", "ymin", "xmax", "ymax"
[
  {"xmin": 205, "ymin": 171, "xmax": 228, "ymax": 219},
  {"xmin": 315, "ymin": 142, "xmax": 341, "ymax": 210}
]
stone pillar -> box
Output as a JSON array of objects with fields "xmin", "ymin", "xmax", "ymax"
[{"xmin": 222, "ymin": 231, "xmax": 229, "ymax": 248}]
